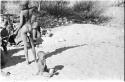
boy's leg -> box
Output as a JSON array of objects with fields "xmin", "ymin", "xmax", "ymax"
[
  {"xmin": 2, "ymin": 41, "xmax": 8, "ymax": 55},
  {"xmin": 28, "ymin": 34, "xmax": 37, "ymax": 62},
  {"xmin": 36, "ymin": 27, "xmax": 43, "ymax": 46},
  {"xmin": 37, "ymin": 26, "xmax": 41, "ymax": 39},
  {"xmin": 22, "ymin": 33, "xmax": 29, "ymax": 64},
  {"xmin": 32, "ymin": 28, "xmax": 37, "ymax": 41},
  {"xmin": 32, "ymin": 22, "xmax": 39, "ymax": 41},
  {"xmin": 3, "ymin": 46, "xmax": 7, "ymax": 54}
]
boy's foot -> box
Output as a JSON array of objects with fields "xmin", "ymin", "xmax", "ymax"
[
  {"xmin": 34, "ymin": 59, "xmax": 37, "ymax": 63},
  {"xmin": 25, "ymin": 61, "xmax": 30, "ymax": 65},
  {"xmin": 49, "ymin": 68, "xmax": 54, "ymax": 77},
  {"xmin": 43, "ymin": 72, "xmax": 51, "ymax": 77}
]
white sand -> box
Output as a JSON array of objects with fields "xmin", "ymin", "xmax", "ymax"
[{"xmin": 0, "ymin": 7, "xmax": 124, "ymax": 82}]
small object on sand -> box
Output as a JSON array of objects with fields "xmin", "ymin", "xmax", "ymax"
[
  {"xmin": 58, "ymin": 38, "xmax": 66, "ymax": 42},
  {"xmin": 6, "ymin": 72, "xmax": 11, "ymax": 75},
  {"xmin": 49, "ymin": 33, "xmax": 53, "ymax": 37},
  {"xmin": 1, "ymin": 71, "xmax": 11, "ymax": 77}
]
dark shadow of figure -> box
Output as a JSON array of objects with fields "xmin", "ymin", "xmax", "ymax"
[
  {"xmin": 1, "ymin": 47, "xmax": 25, "ymax": 68},
  {"xmin": 45, "ymin": 44, "xmax": 87, "ymax": 77},
  {"xmin": 52, "ymin": 65, "xmax": 64, "ymax": 77},
  {"xmin": 1, "ymin": 50, "xmax": 6, "ymax": 68},
  {"xmin": 45, "ymin": 44, "xmax": 87, "ymax": 59}
]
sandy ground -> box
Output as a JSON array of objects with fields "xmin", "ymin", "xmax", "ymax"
[{"xmin": 0, "ymin": 7, "xmax": 124, "ymax": 81}]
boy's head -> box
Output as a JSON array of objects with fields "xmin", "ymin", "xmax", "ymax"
[
  {"xmin": 37, "ymin": 51, "xmax": 46, "ymax": 60},
  {"xmin": 20, "ymin": 0, "xmax": 29, "ymax": 10}
]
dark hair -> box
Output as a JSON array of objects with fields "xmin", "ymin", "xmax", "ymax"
[
  {"xmin": 31, "ymin": 6, "xmax": 40, "ymax": 17},
  {"xmin": 20, "ymin": 1, "xmax": 29, "ymax": 10},
  {"xmin": 32, "ymin": 6, "xmax": 38, "ymax": 13},
  {"xmin": 33, "ymin": 6, "xmax": 38, "ymax": 10}
]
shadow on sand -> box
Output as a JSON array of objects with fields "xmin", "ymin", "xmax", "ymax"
[
  {"xmin": 45, "ymin": 44, "xmax": 87, "ymax": 77},
  {"xmin": 45, "ymin": 44, "xmax": 87, "ymax": 59},
  {"xmin": 2, "ymin": 47, "xmax": 25, "ymax": 68},
  {"xmin": 52, "ymin": 65, "xmax": 64, "ymax": 76}
]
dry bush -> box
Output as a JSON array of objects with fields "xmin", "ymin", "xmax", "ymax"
[
  {"xmin": 38, "ymin": 0, "xmax": 111, "ymax": 27},
  {"xmin": 1, "ymin": 0, "xmax": 111, "ymax": 28},
  {"xmin": 71, "ymin": 1, "xmax": 111, "ymax": 24}
]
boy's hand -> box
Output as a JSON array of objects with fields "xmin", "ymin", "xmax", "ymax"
[{"xmin": 13, "ymin": 30, "xmax": 18, "ymax": 36}]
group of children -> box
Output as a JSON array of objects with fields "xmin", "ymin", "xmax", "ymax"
[{"xmin": 0, "ymin": 1, "xmax": 54, "ymax": 77}]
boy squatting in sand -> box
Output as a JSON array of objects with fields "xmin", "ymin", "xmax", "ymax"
[
  {"xmin": 36, "ymin": 51, "xmax": 54, "ymax": 77},
  {"xmin": 36, "ymin": 51, "xmax": 48, "ymax": 75}
]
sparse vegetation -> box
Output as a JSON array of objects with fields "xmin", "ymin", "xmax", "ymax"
[
  {"xmin": 36, "ymin": 0, "xmax": 111, "ymax": 28},
  {"xmin": 1, "ymin": 0, "xmax": 112, "ymax": 28}
]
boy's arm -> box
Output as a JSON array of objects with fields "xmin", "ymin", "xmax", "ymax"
[
  {"xmin": 14, "ymin": 11, "xmax": 24, "ymax": 35},
  {"xmin": 38, "ymin": 1, "xmax": 41, "ymax": 12}
]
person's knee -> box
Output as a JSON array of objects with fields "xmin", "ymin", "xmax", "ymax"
[
  {"xmin": 32, "ymin": 28, "xmax": 37, "ymax": 33},
  {"xmin": 32, "ymin": 22, "xmax": 38, "ymax": 29},
  {"xmin": 37, "ymin": 31, "xmax": 41, "ymax": 38}
]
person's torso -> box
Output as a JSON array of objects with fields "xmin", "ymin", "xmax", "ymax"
[{"xmin": 22, "ymin": 9, "xmax": 32, "ymax": 24}]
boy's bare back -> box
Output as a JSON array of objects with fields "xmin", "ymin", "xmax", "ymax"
[{"xmin": 36, "ymin": 51, "xmax": 48, "ymax": 75}]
